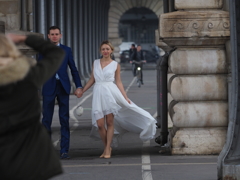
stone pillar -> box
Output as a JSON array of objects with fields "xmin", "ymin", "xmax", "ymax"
[
  {"xmin": 158, "ymin": 0, "xmax": 230, "ymax": 154},
  {"xmin": 0, "ymin": 0, "xmax": 42, "ymax": 57}
]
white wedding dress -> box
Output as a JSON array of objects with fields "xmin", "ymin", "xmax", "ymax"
[{"xmin": 90, "ymin": 59, "xmax": 157, "ymax": 144}]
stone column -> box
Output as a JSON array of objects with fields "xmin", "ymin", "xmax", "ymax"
[
  {"xmin": 0, "ymin": 0, "xmax": 42, "ymax": 57},
  {"xmin": 158, "ymin": 0, "xmax": 230, "ymax": 154}
]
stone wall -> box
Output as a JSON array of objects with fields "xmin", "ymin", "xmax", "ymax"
[
  {"xmin": 0, "ymin": 0, "xmax": 40, "ymax": 57},
  {"xmin": 158, "ymin": 0, "xmax": 230, "ymax": 154}
]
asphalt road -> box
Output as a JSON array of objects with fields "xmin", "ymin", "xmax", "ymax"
[{"xmin": 49, "ymin": 67, "xmax": 218, "ymax": 180}]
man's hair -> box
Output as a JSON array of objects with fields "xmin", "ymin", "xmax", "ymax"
[
  {"xmin": 137, "ymin": 44, "xmax": 141, "ymax": 47},
  {"xmin": 48, "ymin": 26, "xmax": 61, "ymax": 34},
  {"xmin": 131, "ymin": 44, "xmax": 135, "ymax": 47}
]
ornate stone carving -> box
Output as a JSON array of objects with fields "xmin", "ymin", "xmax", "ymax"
[
  {"xmin": 160, "ymin": 11, "xmax": 230, "ymax": 37},
  {"xmin": 159, "ymin": 11, "xmax": 230, "ymax": 46},
  {"xmin": 175, "ymin": 0, "xmax": 223, "ymax": 10}
]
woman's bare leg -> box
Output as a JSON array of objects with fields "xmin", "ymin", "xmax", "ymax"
[
  {"xmin": 97, "ymin": 117, "xmax": 107, "ymax": 157},
  {"xmin": 104, "ymin": 113, "xmax": 114, "ymax": 158}
]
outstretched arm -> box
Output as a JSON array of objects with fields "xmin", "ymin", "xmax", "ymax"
[
  {"xmin": 7, "ymin": 34, "xmax": 65, "ymax": 87},
  {"xmin": 115, "ymin": 64, "xmax": 131, "ymax": 104},
  {"xmin": 82, "ymin": 65, "xmax": 95, "ymax": 94}
]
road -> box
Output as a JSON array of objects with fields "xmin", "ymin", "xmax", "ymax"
[{"xmin": 49, "ymin": 67, "xmax": 217, "ymax": 180}]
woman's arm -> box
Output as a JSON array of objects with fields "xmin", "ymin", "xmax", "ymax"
[
  {"xmin": 82, "ymin": 65, "xmax": 95, "ymax": 94},
  {"xmin": 115, "ymin": 64, "xmax": 131, "ymax": 104}
]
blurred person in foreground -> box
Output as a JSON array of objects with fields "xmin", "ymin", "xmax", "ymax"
[{"xmin": 0, "ymin": 33, "xmax": 65, "ymax": 180}]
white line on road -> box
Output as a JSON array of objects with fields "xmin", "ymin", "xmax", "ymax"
[
  {"xmin": 63, "ymin": 162, "xmax": 216, "ymax": 168},
  {"xmin": 126, "ymin": 76, "xmax": 137, "ymax": 92},
  {"xmin": 142, "ymin": 140, "xmax": 153, "ymax": 180},
  {"xmin": 141, "ymin": 112, "xmax": 157, "ymax": 180}
]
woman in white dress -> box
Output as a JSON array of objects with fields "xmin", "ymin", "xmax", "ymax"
[{"xmin": 81, "ymin": 41, "xmax": 157, "ymax": 159}]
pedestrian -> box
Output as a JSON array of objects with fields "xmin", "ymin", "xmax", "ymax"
[
  {"xmin": 80, "ymin": 40, "xmax": 157, "ymax": 159},
  {"xmin": 39, "ymin": 26, "xmax": 83, "ymax": 159},
  {"xmin": 0, "ymin": 33, "xmax": 65, "ymax": 179},
  {"xmin": 130, "ymin": 44, "xmax": 145, "ymax": 84},
  {"xmin": 129, "ymin": 44, "xmax": 136, "ymax": 75},
  {"xmin": 129, "ymin": 43, "xmax": 136, "ymax": 60}
]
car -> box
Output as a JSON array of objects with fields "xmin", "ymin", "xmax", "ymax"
[
  {"xmin": 142, "ymin": 50, "xmax": 160, "ymax": 63},
  {"xmin": 120, "ymin": 49, "xmax": 160, "ymax": 63},
  {"xmin": 119, "ymin": 42, "xmax": 135, "ymax": 54},
  {"xmin": 120, "ymin": 50, "xmax": 131, "ymax": 63}
]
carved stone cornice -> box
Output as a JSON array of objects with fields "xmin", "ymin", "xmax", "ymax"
[{"xmin": 159, "ymin": 10, "xmax": 230, "ymax": 46}]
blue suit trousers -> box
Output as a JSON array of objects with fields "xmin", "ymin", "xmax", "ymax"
[{"xmin": 42, "ymin": 80, "xmax": 70, "ymax": 154}]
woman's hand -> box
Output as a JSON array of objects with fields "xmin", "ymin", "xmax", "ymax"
[{"xmin": 125, "ymin": 97, "xmax": 131, "ymax": 104}]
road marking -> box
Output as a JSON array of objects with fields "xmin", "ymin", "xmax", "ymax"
[
  {"xmin": 126, "ymin": 76, "xmax": 137, "ymax": 92},
  {"xmin": 142, "ymin": 140, "xmax": 153, "ymax": 180},
  {"xmin": 141, "ymin": 112, "xmax": 157, "ymax": 180},
  {"xmin": 62, "ymin": 162, "xmax": 216, "ymax": 168}
]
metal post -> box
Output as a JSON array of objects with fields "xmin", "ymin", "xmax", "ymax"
[
  {"xmin": 65, "ymin": 0, "xmax": 72, "ymax": 48},
  {"xmin": 83, "ymin": 0, "xmax": 90, "ymax": 77},
  {"xmin": 155, "ymin": 54, "xmax": 169, "ymax": 146},
  {"xmin": 72, "ymin": 0, "xmax": 79, "ymax": 70},
  {"xmin": 163, "ymin": 0, "xmax": 169, "ymax": 13},
  {"xmin": 36, "ymin": 0, "xmax": 46, "ymax": 37},
  {"xmin": 88, "ymin": 0, "xmax": 93, "ymax": 73},
  {"xmin": 48, "ymin": 0, "xmax": 56, "ymax": 27},
  {"xmin": 77, "ymin": 0, "xmax": 86, "ymax": 80},
  {"xmin": 160, "ymin": 54, "xmax": 169, "ymax": 146},
  {"xmin": 156, "ymin": 57, "xmax": 162, "ymax": 129},
  {"xmin": 21, "ymin": 0, "xmax": 27, "ymax": 31},
  {"xmin": 56, "ymin": 0, "xmax": 65, "ymax": 44},
  {"xmin": 217, "ymin": 0, "xmax": 240, "ymax": 179},
  {"xmin": 170, "ymin": 0, "xmax": 175, "ymax": 12}
]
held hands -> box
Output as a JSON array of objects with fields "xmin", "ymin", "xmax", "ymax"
[{"xmin": 74, "ymin": 88, "xmax": 83, "ymax": 98}]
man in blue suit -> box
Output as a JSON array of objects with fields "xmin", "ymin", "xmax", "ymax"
[{"xmin": 39, "ymin": 26, "xmax": 83, "ymax": 159}]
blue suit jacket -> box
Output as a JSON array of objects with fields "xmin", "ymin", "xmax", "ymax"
[{"xmin": 39, "ymin": 44, "xmax": 82, "ymax": 96}]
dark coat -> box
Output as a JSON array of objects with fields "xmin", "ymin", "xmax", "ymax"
[
  {"xmin": 38, "ymin": 44, "xmax": 82, "ymax": 96},
  {"xmin": 131, "ymin": 49, "xmax": 144, "ymax": 62},
  {"xmin": 129, "ymin": 48, "xmax": 136, "ymax": 61},
  {"xmin": 0, "ymin": 35, "xmax": 65, "ymax": 180}
]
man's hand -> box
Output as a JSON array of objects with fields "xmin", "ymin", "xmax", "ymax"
[
  {"xmin": 6, "ymin": 34, "xmax": 27, "ymax": 43},
  {"xmin": 74, "ymin": 88, "xmax": 83, "ymax": 98}
]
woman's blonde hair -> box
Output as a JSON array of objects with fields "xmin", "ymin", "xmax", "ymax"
[{"xmin": 99, "ymin": 40, "xmax": 114, "ymax": 52}]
